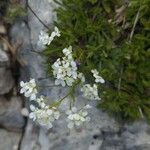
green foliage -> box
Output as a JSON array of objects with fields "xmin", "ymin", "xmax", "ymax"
[
  {"xmin": 4, "ymin": 1, "xmax": 26, "ymax": 24},
  {"xmin": 44, "ymin": 0, "xmax": 150, "ymax": 121}
]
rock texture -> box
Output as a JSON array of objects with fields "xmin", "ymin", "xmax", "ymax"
[
  {"xmin": 0, "ymin": 96, "xmax": 25, "ymax": 132},
  {"xmin": 8, "ymin": 0, "xmax": 150, "ymax": 150},
  {"xmin": 0, "ymin": 21, "xmax": 14, "ymax": 95},
  {"xmin": 0, "ymin": 129, "xmax": 22, "ymax": 150},
  {"xmin": 0, "ymin": 21, "xmax": 25, "ymax": 149},
  {"xmin": 0, "ymin": 48, "xmax": 14, "ymax": 94}
]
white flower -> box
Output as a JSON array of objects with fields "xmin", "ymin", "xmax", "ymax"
[
  {"xmin": 78, "ymin": 73, "xmax": 85, "ymax": 83},
  {"xmin": 54, "ymin": 26, "xmax": 60, "ymax": 37},
  {"xmin": 81, "ymin": 84, "xmax": 101, "ymax": 100},
  {"xmin": 20, "ymin": 79, "xmax": 37, "ymax": 100},
  {"xmin": 38, "ymin": 26, "xmax": 60, "ymax": 47},
  {"xmin": 66, "ymin": 106, "xmax": 91, "ymax": 129},
  {"xmin": 52, "ymin": 46, "xmax": 86, "ymax": 87},
  {"xmin": 38, "ymin": 30, "xmax": 50, "ymax": 48},
  {"xmin": 52, "ymin": 47, "xmax": 78, "ymax": 87},
  {"xmin": 29, "ymin": 96, "xmax": 60, "ymax": 129},
  {"xmin": 62, "ymin": 47, "xmax": 72, "ymax": 56},
  {"xmin": 91, "ymin": 69, "xmax": 105, "ymax": 83},
  {"xmin": 84, "ymin": 104, "xmax": 92, "ymax": 109}
]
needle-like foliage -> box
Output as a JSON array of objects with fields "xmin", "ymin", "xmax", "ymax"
[{"xmin": 44, "ymin": 0, "xmax": 150, "ymax": 121}]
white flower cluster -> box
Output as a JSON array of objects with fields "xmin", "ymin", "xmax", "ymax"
[
  {"xmin": 81, "ymin": 69, "xmax": 105, "ymax": 100},
  {"xmin": 29, "ymin": 96, "xmax": 60, "ymax": 128},
  {"xmin": 81, "ymin": 84, "xmax": 101, "ymax": 100},
  {"xmin": 66, "ymin": 105, "xmax": 91, "ymax": 129},
  {"xmin": 20, "ymin": 80, "xmax": 60, "ymax": 129},
  {"xmin": 19, "ymin": 27, "xmax": 106, "ymax": 130},
  {"xmin": 78, "ymin": 72, "xmax": 85, "ymax": 83},
  {"xmin": 38, "ymin": 26, "xmax": 60, "ymax": 48},
  {"xmin": 91, "ymin": 69, "xmax": 105, "ymax": 83},
  {"xmin": 20, "ymin": 79, "xmax": 37, "ymax": 100},
  {"xmin": 52, "ymin": 47, "xmax": 84, "ymax": 87}
]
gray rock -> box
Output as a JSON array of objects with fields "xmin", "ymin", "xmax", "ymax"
[
  {"xmin": 9, "ymin": 0, "xmax": 150, "ymax": 150},
  {"xmin": 0, "ymin": 68, "xmax": 14, "ymax": 94},
  {"xmin": 127, "ymin": 144, "xmax": 150, "ymax": 150},
  {"xmin": 0, "ymin": 48, "xmax": 14, "ymax": 94},
  {"xmin": 27, "ymin": 0, "xmax": 57, "ymax": 52},
  {"xmin": 0, "ymin": 96, "xmax": 25, "ymax": 132},
  {"xmin": 0, "ymin": 129, "xmax": 22, "ymax": 150},
  {"xmin": 0, "ymin": 23, "xmax": 7, "ymax": 34},
  {"xmin": 0, "ymin": 48, "xmax": 9, "ymax": 64},
  {"xmin": 20, "ymin": 120, "xmax": 41, "ymax": 150},
  {"xmin": 100, "ymin": 139, "xmax": 124, "ymax": 150},
  {"xmin": 122, "ymin": 121, "xmax": 150, "ymax": 150}
]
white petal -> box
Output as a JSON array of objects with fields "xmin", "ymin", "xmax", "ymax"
[
  {"xmin": 100, "ymin": 78, "xmax": 105, "ymax": 83},
  {"xmin": 40, "ymin": 102, "xmax": 46, "ymax": 108},
  {"xmin": 61, "ymin": 80, "xmax": 66, "ymax": 87},
  {"xmin": 30, "ymin": 94, "xmax": 36, "ymax": 100},
  {"xmin": 72, "ymin": 72, "xmax": 77, "ymax": 79},
  {"xmin": 29, "ymin": 113, "xmax": 36, "ymax": 120},
  {"xmin": 47, "ymin": 109, "xmax": 53, "ymax": 115},
  {"xmin": 51, "ymin": 32, "xmax": 56, "ymax": 38},
  {"xmin": 80, "ymin": 117, "xmax": 86, "ymax": 122},
  {"xmin": 20, "ymin": 88, "xmax": 26, "ymax": 94},
  {"xmin": 24, "ymin": 91, "xmax": 31, "ymax": 97},
  {"xmin": 30, "ymin": 105, "xmax": 35, "ymax": 111},
  {"xmin": 74, "ymin": 114, "xmax": 80, "ymax": 120},
  {"xmin": 72, "ymin": 107, "xmax": 77, "ymax": 113},
  {"xmin": 68, "ymin": 115, "xmax": 74, "ymax": 120},
  {"xmin": 55, "ymin": 79, "xmax": 61, "ymax": 85},
  {"xmin": 75, "ymin": 121, "xmax": 81, "ymax": 126},
  {"xmin": 66, "ymin": 110, "xmax": 72, "ymax": 115},
  {"xmin": 20, "ymin": 81, "xmax": 25, "ymax": 87},
  {"xmin": 67, "ymin": 69, "xmax": 72, "ymax": 76},
  {"xmin": 54, "ymin": 112, "xmax": 60, "ymax": 119},
  {"xmin": 71, "ymin": 61, "xmax": 76, "ymax": 67},
  {"xmin": 62, "ymin": 48, "xmax": 68, "ymax": 54},
  {"xmin": 64, "ymin": 62, "xmax": 69, "ymax": 68},
  {"xmin": 30, "ymin": 79, "xmax": 35, "ymax": 84},
  {"xmin": 84, "ymin": 104, "xmax": 92, "ymax": 109},
  {"xmin": 67, "ymin": 122, "xmax": 74, "ymax": 129},
  {"xmin": 66, "ymin": 78, "xmax": 73, "ymax": 86},
  {"xmin": 82, "ymin": 111, "xmax": 88, "ymax": 117},
  {"xmin": 48, "ymin": 122, "xmax": 53, "ymax": 128}
]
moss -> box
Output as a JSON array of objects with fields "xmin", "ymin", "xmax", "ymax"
[
  {"xmin": 3, "ymin": 0, "xmax": 26, "ymax": 24},
  {"xmin": 44, "ymin": 0, "xmax": 150, "ymax": 121}
]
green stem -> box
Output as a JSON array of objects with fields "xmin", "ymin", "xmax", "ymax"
[
  {"xmin": 129, "ymin": 8, "xmax": 140, "ymax": 41},
  {"xmin": 57, "ymin": 80, "xmax": 80, "ymax": 104},
  {"xmin": 58, "ymin": 91, "xmax": 72, "ymax": 103}
]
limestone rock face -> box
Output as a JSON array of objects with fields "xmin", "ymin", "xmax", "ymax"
[
  {"xmin": 0, "ymin": 21, "xmax": 24, "ymax": 150},
  {"xmin": 9, "ymin": 0, "xmax": 150, "ymax": 150},
  {"xmin": 0, "ymin": 48, "xmax": 14, "ymax": 94},
  {"xmin": 0, "ymin": 96, "xmax": 25, "ymax": 132},
  {"xmin": 0, "ymin": 129, "xmax": 22, "ymax": 150}
]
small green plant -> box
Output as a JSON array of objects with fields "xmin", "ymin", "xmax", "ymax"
[
  {"xmin": 44, "ymin": 0, "xmax": 150, "ymax": 121},
  {"xmin": 4, "ymin": 0, "xmax": 26, "ymax": 24}
]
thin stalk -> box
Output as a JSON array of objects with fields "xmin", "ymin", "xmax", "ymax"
[
  {"xmin": 118, "ymin": 67, "xmax": 123, "ymax": 94},
  {"xmin": 129, "ymin": 8, "xmax": 140, "ymax": 41}
]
